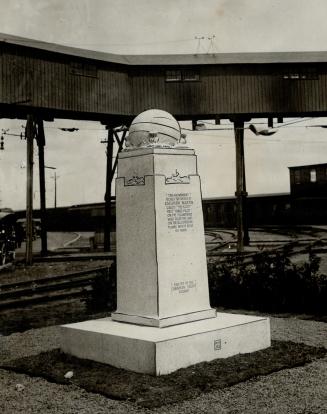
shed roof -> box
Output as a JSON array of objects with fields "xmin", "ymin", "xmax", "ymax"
[
  {"xmin": 2, "ymin": 32, "xmax": 327, "ymax": 66},
  {"xmin": 289, "ymin": 163, "xmax": 327, "ymax": 170}
]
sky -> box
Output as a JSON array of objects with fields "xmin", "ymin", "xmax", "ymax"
[{"xmin": 1, "ymin": 0, "xmax": 327, "ymax": 209}]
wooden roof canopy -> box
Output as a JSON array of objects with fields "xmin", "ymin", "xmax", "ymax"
[
  {"xmin": 1, "ymin": 32, "xmax": 327, "ymax": 123},
  {"xmin": 2, "ymin": 32, "xmax": 327, "ymax": 65}
]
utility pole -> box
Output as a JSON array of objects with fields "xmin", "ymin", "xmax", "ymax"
[
  {"xmin": 25, "ymin": 114, "xmax": 35, "ymax": 265},
  {"xmin": 54, "ymin": 171, "xmax": 57, "ymax": 208}
]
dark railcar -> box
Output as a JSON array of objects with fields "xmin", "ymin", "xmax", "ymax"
[{"xmin": 0, "ymin": 210, "xmax": 18, "ymax": 264}]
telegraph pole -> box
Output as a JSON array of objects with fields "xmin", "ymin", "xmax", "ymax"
[{"xmin": 54, "ymin": 171, "xmax": 57, "ymax": 208}]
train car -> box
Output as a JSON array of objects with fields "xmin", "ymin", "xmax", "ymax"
[
  {"xmin": 202, "ymin": 193, "xmax": 292, "ymax": 228},
  {"xmin": 0, "ymin": 209, "xmax": 17, "ymax": 265}
]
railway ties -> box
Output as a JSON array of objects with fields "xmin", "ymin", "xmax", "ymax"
[{"xmin": 0, "ymin": 266, "xmax": 110, "ymax": 310}]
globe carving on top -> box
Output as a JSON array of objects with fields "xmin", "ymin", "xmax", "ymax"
[{"xmin": 125, "ymin": 109, "xmax": 187, "ymax": 150}]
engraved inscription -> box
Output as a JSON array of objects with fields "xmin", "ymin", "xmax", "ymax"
[
  {"xmin": 171, "ymin": 280, "xmax": 197, "ymax": 294},
  {"xmin": 165, "ymin": 192, "xmax": 194, "ymax": 232}
]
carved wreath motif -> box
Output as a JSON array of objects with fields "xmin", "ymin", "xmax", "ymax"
[
  {"xmin": 165, "ymin": 169, "xmax": 190, "ymax": 184},
  {"xmin": 126, "ymin": 175, "xmax": 145, "ymax": 186}
]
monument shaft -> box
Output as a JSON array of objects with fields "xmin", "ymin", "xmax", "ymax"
[{"xmin": 112, "ymin": 148, "xmax": 216, "ymax": 327}]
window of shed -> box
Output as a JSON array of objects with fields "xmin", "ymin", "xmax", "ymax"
[
  {"xmin": 310, "ymin": 169, "xmax": 317, "ymax": 182},
  {"xmin": 70, "ymin": 62, "xmax": 98, "ymax": 78},
  {"xmin": 294, "ymin": 170, "xmax": 301, "ymax": 184},
  {"xmin": 283, "ymin": 69, "xmax": 318, "ymax": 80},
  {"xmin": 183, "ymin": 70, "xmax": 200, "ymax": 81},
  {"xmin": 166, "ymin": 70, "xmax": 182, "ymax": 82}
]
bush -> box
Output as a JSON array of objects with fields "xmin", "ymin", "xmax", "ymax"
[
  {"xmin": 208, "ymin": 248, "xmax": 327, "ymax": 315},
  {"xmin": 83, "ymin": 261, "xmax": 117, "ymax": 312}
]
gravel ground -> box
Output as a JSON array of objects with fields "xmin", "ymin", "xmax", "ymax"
[{"xmin": 0, "ymin": 316, "xmax": 326, "ymax": 413}]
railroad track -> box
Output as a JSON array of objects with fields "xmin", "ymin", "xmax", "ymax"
[
  {"xmin": 0, "ymin": 266, "xmax": 111, "ymax": 310},
  {"xmin": 207, "ymin": 239, "xmax": 327, "ymax": 269},
  {"xmin": 205, "ymin": 225, "xmax": 327, "ymax": 263},
  {"xmin": 2, "ymin": 226, "xmax": 327, "ymax": 310},
  {"xmin": 205, "ymin": 226, "xmax": 327, "ymax": 255}
]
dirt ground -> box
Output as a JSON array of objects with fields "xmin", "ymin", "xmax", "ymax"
[{"xmin": 2, "ymin": 341, "xmax": 326, "ymax": 409}]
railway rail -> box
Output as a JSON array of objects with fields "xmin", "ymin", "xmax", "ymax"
[
  {"xmin": 1, "ymin": 226, "xmax": 327, "ymax": 312},
  {"xmin": 205, "ymin": 226, "xmax": 327, "ymax": 261},
  {"xmin": 0, "ymin": 266, "xmax": 111, "ymax": 310}
]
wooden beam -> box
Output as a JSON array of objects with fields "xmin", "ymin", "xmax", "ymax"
[
  {"xmin": 36, "ymin": 119, "xmax": 48, "ymax": 255},
  {"xmin": 103, "ymin": 128, "xmax": 127, "ymax": 252},
  {"xmin": 112, "ymin": 129, "xmax": 127, "ymax": 176},
  {"xmin": 234, "ymin": 119, "xmax": 249, "ymax": 252},
  {"xmin": 25, "ymin": 114, "xmax": 35, "ymax": 265},
  {"xmin": 241, "ymin": 136, "xmax": 250, "ymax": 247},
  {"xmin": 104, "ymin": 127, "xmax": 114, "ymax": 252}
]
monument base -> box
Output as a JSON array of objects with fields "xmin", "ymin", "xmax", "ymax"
[
  {"xmin": 61, "ymin": 312, "xmax": 271, "ymax": 376},
  {"xmin": 111, "ymin": 308, "xmax": 217, "ymax": 327}
]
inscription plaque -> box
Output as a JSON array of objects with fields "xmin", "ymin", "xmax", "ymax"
[
  {"xmin": 171, "ymin": 280, "xmax": 197, "ymax": 294},
  {"xmin": 165, "ymin": 192, "xmax": 194, "ymax": 232},
  {"xmin": 214, "ymin": 339, "xmax": 222, "ymax": 351}
]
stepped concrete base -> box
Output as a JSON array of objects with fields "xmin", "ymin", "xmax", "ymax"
[
  {"xmin": 61, "ymin": 312, "xmax": 271, "ymax": 375},
  {"xmin": 112, "ymin": 308, "xmax": 217, "ymax": 327}
]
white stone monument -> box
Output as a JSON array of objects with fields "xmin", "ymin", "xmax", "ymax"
[{"xmin": 61, "ymin": 109, "xmax": 270, "ymax": 375}]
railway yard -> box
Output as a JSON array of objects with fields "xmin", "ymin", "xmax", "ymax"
[
  {"xmin": 0, "ymin": 226, "xmax": 326, "ymax": 334},
  {"xmin": 0, "ymin": 226, "xmax": 326, "ymax": 413}
]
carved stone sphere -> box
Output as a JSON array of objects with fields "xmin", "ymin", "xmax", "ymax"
[{"xmin": 126, "ymin": 109, "xmax": 182, "ymax": 149}]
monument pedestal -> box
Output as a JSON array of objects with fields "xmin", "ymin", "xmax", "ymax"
[
  {"xmin": 61, "ymin": 313, "xmax": 270, "ymax": 375},
  {"xmin": 61, "ymin": 146, "xmax": 270, "ymax": 375},
  {"xmin": 112, "ymin": 148, "xmax": 216, "ymax": 327}
]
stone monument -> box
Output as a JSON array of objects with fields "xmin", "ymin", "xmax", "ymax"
[{"xmin": 61, "ymin": 109, "xmax": 270, "ymax": 375}]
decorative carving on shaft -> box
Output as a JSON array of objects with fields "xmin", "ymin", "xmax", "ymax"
[
  {"xmin": 126, "ymin": 175, "xmax": 145, "ymax": 186},
  {"xmin": 165, "ymin": 169, "xmax": 190, "ymax": 184}
]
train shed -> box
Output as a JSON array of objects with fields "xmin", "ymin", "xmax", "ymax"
[{"xmin": 2, "ymin": 32, "xmax": 327, "ymax": 259}]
